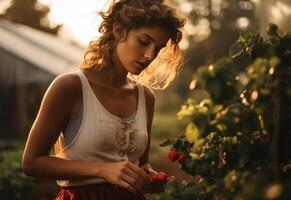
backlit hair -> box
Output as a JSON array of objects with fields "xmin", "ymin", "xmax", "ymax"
[{"xmin": 80, "ymin": 0, "xmax": 186, "ymax": 89}]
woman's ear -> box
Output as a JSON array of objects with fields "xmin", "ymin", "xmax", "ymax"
[{"xmin": 113, "ymin": 23, "xmax": 126, "ymax": 41}]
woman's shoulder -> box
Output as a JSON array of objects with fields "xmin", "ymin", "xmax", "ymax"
[
  {"xmin": 54, "ymin": 70, "xmax": 81, "ymax": 87},
  {"xmin": 47, "ymin": 71, "xmax": 82, "ymax": 100},
  {"xmin": 37, "ymin": 71, "xmax": 82, "ymax": 121},
  {"xmin": 141, "ymin": 84, "xmax": 155, "ymax": 106}
]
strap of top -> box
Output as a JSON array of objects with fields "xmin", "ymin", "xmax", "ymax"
[
  {"xmin": 74, "ymin": 69, "xmax": 148, "ymax": 124},
  {"xmin": 72, "ymin": 70, "xmax": 92, "ymax": 117},
  {"xmin": 137, "ymin": 84, "xmax": 148, "ymax": 125}
]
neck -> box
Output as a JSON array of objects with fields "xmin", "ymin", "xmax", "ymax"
[
  {"xmin": 91, "ymin": 49, "xmax": 136, "ymax": 89},
  {"xmin": 97, "ymin": 48, "xmax": 131, "ymax": 87},
  {"xmin": 97, "ymin": 66, "xmax": 128, "ymax": 87}
]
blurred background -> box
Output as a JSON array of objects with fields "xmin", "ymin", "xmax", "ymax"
[{"xmin": 0, "ymin": 0, "xmax": 290, "ymax": 199}]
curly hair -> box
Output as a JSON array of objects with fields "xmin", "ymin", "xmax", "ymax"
[{"xmin": 80, "ymin": 0, "xmax": 186, "ymax": 89}]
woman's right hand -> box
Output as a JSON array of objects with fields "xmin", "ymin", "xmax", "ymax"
[{"xmin": 99, "ymin": 161, "xmax": 151, "ymax": 196}]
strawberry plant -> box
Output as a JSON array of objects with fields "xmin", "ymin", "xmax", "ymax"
[{"xmin": 152, "ymin": 23, "xmax": 291, "ymax": 200}]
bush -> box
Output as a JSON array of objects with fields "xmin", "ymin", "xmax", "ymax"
[
  {"xmin": 0, "ymin": 142, "xmax": 37, "ymax": 200},
  {"xmin": 152, "ymin": 23, "xmax": 291, "ymax": 200}
]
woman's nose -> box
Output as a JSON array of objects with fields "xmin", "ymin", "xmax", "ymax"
[{"xmin": 144, "ymin": 47, "xmax": 156, "ymax": 62}]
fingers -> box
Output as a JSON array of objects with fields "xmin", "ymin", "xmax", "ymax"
[
  {"xmin": 121, "ymin": 173, "xmax": 145, "ymax": 195},
  {"xmin": 105, "ymin": 161, "xmax": 151, "ymax": 195},
  {"xmin": 147, "ymin": 167, "xmax": 158, "ymax": 175},
  {"xmin": 121, "ymin": 161, "xmax": 151, "ymax": 193},
  {"xmin": 124, "ymin": 168, "xmax": 151, "ymax": 192},
  {"xmin": 141, "ymin": 163, "xmax": 158, "ymax": 175},
  {"xmin": 127, "ymin": 162, "xmax": 152, "ymax": 191},
  {"xmin": 127, "ymin": 162, "xmax": 151, "ymax": 182},
  {"xmin": 118, "ymin": 179, "xmax": 139, "ymax": 194}
]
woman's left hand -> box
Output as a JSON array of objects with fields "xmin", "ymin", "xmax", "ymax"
[{"xmin": 140, "ymin": 164, "xmax": 168, "ymax": 193}]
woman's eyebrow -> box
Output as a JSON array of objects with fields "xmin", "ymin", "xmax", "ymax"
[{"xmin": 142, "ymin": 33, "xmax": 155, "ymax": 42}]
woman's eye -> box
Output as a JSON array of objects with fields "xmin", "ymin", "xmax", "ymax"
[{"xmin": 138, "ymin": 39, "xmax": 149, "ymax": 46}]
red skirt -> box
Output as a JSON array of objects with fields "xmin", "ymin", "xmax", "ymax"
[{"xmin": 55, "ymin": 182, "xmax": 146, "ymax": 200}]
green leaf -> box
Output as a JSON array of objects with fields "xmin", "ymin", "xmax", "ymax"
[
  {"xmin": 173, "ymin": 140, "xmax": 184, "ymax": 151},
  {"xmin": 229, "ymin": 41, "xmax": 245, "ymax": 58},
  {"xmin": 192, "ymin": 113, "xmax": 208, "ymax": 136},
  {"xmin": 160, "ymin": 139, "xmax": 175, "ymax": 147},
  {"xmin": 281, "ymin": 32, "xmax": 291, "ymax": 50},
  {"xmin": 240, "ymin": 32, "xmax": 260, "ymax": 45},
  {"xmin": 166, "ymin": 180, "xmax": 183, "ymax": 193},
  {"xmin": 212, "ymin": 105, "xmax": 224, "ymax": 114},
  {"xmin": 179, "ymin": 185, "xmax": 201, "ymax": 200},
  {"xmin": 205, "ymin": 77, "xmax": 220, "ymax": 97},
  {"xmin": 184, "ymin": 156, "xmax": 194, "ymax": 169},
  {"xmin": 267, "ymin": 23, "xmax": 279, "ymax": 37}
]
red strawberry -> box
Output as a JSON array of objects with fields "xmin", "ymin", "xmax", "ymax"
[
  {"xmin": 178, "ymin": 153, "xmax": 186, "ymax": 164},
  {"xmin": 157, "ymin": 171, "xmax": 168, "ymax": 182},
  {"xmin": 168, "ymin": 150, "xmax": 178, "ymax": 162},
  {"xmin": 151, "ymin": 174, "xmax": 160, "ymax": 182}
]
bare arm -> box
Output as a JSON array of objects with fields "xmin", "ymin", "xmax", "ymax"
[
  {"xmin": 139, "ymin": 86, "xmax": 155, "ymax": 166},
  {"xmin": 22, "ymin": 73, "xmax": 101, "ymax": 180}
]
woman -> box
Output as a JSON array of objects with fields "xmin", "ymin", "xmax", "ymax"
[{"xmin": 22, "ymin": 0, "xmax": 185, "ymax": 199}]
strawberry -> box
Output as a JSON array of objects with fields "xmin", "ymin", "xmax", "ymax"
[
  {"xmin": 151, "ymin": 174, "xmax": 160, "ymax": 182},
  {"xmin": 178, "ymin": 153, "xmax": 186, "ymax": 164},
  {"xmin": 157, "ymin": 171, "xmax": 168, "ymax": 182},
  {"xmin": 151, "ymin": 171, "xmax": 168, "ymax": 183},
  {"xmin": 168, "ymin": 150, "xmax": 178, "ymax": 162}
]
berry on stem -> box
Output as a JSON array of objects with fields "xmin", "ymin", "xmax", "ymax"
[
  {"xmin": 178, "ymin": 153, "xmax": 186, "ymax": 164},
  {"xmin": 157, "ymin": 171, "xmax": 168, "ymax": 182},
  {"xmin": 151, "ymin": 171, "xmax": 168, "ymax": 182},
  {"xmin": 168, "ymin": 150, "xmax": 179, "ymax": 162}
]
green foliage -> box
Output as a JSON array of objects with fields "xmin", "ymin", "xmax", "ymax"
[
  {"xmin": 0, "ymin": 144, "xmax": 37, "ymax": 200},
  {"xmin": 152, "ymin": 180, "xmax": 203, "ymax": 200},
  {"xmin": 153, "ymin": 23, "xmax": 291, "ymax": 199}
]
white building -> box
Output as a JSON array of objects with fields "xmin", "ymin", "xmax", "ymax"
[{"xmin": 0, "ymin": 20, "xmax": 83, "ymax": 138}]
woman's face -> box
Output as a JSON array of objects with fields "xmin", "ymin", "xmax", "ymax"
[{"xmin": 114, "ymin": 26, "xmax": 170, "ymax": 75}]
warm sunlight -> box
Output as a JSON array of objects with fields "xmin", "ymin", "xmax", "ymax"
[
  {"xmin": 39, "ymin": 0, "xmax": 109, "ymax": 45},
  {"xmin": 270, "ymin": 1, "xmax": 291, "ymax": 23}
]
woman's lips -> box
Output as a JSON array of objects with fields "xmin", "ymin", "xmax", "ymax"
[{"xmin": 136, "ymin": 61, "xmax": 148, "ymax": 68}]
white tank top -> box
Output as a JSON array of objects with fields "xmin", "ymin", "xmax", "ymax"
[{"xmin": 54, "ymin": 70, "xmax": 148, "ymax": 187}]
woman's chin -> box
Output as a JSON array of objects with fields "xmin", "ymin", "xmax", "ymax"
[
  {"xmin": 130, "ymin": 71, "xmax": 142, "ymax": 76},
  {"xmin": 129, "ymin": 68, "xmax": 144, "ymax": 75}
]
